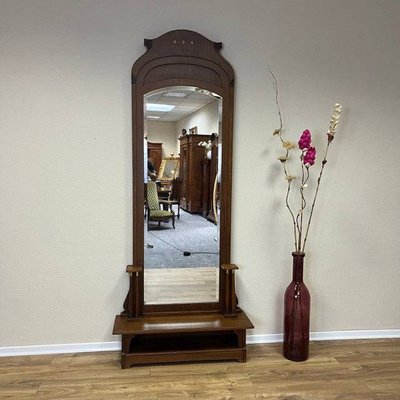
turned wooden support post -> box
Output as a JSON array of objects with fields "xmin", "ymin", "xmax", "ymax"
[
  {"xmin": 126, "ymin": 265, "xmax": 142, "ymax": 319},
  {"xmin": 222, "ymin": 264, "xmax": 239, "ymax": 316}
]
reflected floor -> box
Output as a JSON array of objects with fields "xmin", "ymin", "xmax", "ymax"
[
  {"xmin": 144, "ymin": 209, "xmax": 219, "ymax": 268},
  {"xmin": 144, "ymin": 267, "xmax": 219, "ymax": 304}
]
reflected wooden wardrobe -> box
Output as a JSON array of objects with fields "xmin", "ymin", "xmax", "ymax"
[
  {"xmin": 113, "ymin": 30, "xmax": 253, "ymax": 368},
  {"xmin": 179, "ymin": 133, "xmax": 209, "ymax": 213}
]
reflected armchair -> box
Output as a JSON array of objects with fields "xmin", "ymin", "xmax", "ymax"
[
  {"xmin": 159, "ymin": 177, "xmax": 183, "ymax": 219},
  {"xmin": 146, "ymin": 181, "xmax": 175, "ymax": 230}
]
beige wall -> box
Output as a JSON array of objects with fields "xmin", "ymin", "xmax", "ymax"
[
  {"xmin": 1, "ymin": 0, "xmax": 399, "ymax": 347},
  {"xmin": 148, "ymin": 101, "xmax": 219, "ymax": 162},
  {"xmin": 147, "ymin": 121, "xmax": 178, "ymax": 157},
  {"xmin": 176, "ymin": 99, "xmax": 220, "ymax": 137}
]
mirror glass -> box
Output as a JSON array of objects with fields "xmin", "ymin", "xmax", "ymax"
[
  {"xmin": 158, "ymin": 157, "xmax": 180, "ymax": 181},
  {"xmin": 143, "ymin": 86, "xmax": 222, "ymax": 305}
]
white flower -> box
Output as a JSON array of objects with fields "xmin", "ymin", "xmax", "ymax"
[{"xmin": 328, "ymin": 103, "xmax": 342, "ymax": 136}]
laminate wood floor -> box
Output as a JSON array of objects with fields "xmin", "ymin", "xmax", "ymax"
[
  {"xmin": 0, "ymin": 339, "xmax": 399, "ymax": 399},
  {"xmin": 144, "ymin": 267, "xmax": 218, "ymax": 304}
]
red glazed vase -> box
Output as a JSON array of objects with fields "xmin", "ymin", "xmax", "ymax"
[{"xmin": 283, "ymin": 252, "xmax": 311, "ymax": 361}]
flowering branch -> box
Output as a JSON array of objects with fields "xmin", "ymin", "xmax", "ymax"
[
  {"xmin": 301, "ymin": 103, "xmax": 342, "ymax": 252},
  {"xmin": 297, "ymin": 163, "xmax": 309, "ymax": 250},
  {"xmin": 269, "ymin": 65, "xmax": 299, "ymax": 251},
  {"xmin": 270, "ymin": 68, "xmax": 342, "ymax": 253}
]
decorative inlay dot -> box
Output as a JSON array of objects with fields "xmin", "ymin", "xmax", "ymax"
[
  {"xmin": 190, "ymin": 41, "xmax": 194, "ymax": 45},
  {"xmin": 173, "ymin": 40, "xmax": 177, "ymax": 44},
  {"xmin": 182, "ymin": 40, "xmax": 185, "ymax": 44}
]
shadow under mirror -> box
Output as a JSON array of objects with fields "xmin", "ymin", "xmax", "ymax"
[{"xmin": 143, "ymin": 86, "xmax": 222, "ymax": 305}]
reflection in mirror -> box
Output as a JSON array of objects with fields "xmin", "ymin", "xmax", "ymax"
[
  {"xmin": 158, "ymin": 157, "xmax": 180, "ymax": 181},
  {"xmin": 143, "ymin": 86, "xmax": 222, "ymax": 305}
]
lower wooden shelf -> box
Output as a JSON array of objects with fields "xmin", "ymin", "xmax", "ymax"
[{"xmin": 113, "ymin": 311, "xmax": 254, "ymax": 368}]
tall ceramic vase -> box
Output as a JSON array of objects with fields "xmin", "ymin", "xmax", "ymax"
[{"xmin": 283, "ymin": 252, "xmax": 311, "ymax": 361}]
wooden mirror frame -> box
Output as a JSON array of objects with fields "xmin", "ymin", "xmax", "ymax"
[
  {"xmin": 131, "ymin": 30, "xmax": 234, "ymax": 314},
  {"xmin": 113, "ymin": 30, "xmax": 253, "ymax": 368}
]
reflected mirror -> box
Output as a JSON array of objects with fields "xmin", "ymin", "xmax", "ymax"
[
  {"xmin": 143, "ymin": 86, "xmax": 222, "ymax": 305},
  {"xmin": 158, "ymin": 157, "xmax": 180, "ymax": 181}
]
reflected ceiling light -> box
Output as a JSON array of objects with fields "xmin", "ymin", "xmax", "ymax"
[
  {"xmin": 146, "ymin": 103, "xmax": 175, "ymax": 112},
  {"xmin": 163, "ymin": 92, "xmax": 187, "ymax": 98}
]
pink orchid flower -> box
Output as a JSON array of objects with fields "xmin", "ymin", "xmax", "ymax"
[
  {"xmin": 303, "ymin": 146, "xmax": 316, "ymax": 166},
  {"xmin": 298, "ymin": 129, "xmax": 311, "ymax": 150}
]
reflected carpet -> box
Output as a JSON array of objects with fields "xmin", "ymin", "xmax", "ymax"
[{"xmin": 144, "ymin": 209, "xmax": 219, "ymax": 268}]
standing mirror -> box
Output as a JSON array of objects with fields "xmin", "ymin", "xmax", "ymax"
[
  {"xmin": 113, "ymin": 30, "xmax": 253, "ymax": 368},
  {"xmin": 157, "ymin": 157, "xmax": 180, "ymax": 181},
  {"xmin": 144, "ymin": 86, "xmax": 221, "ymax": 305}
]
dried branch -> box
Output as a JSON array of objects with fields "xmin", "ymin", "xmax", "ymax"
[
  {"xmin": 269, "ymin": 69, "xmax": 342, "ymax": 254},
  {"xmin": 301, "ymin": 143, "xmax": 330, "ymax": 252},
  {"xmin": 270, "ymin": 66, "xmax": 298, "ymax": 250},
  {"xmin": 301, "ymin": 103, "xmax": 342, "ymax": 252},
  {"xmin": 286, "ymin": 181, "xmax": 298, "ymax": 251}
]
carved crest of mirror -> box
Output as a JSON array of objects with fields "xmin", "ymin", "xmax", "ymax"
[{"xmin": 113, "ymin": 30, "xmax": 253, "ymax": 368}]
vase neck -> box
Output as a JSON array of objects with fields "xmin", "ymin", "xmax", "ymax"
[{"xmin": 292, "ymin": 252, "xmax": 305, "ymax": 282}]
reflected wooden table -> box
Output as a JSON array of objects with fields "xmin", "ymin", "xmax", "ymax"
[{"xmin": 158, "ymin": 187, "xmax": 170, "ymax": 210}]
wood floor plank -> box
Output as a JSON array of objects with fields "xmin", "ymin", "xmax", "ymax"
[
  {"xmin": 144, "ymin": 267, "xmax": 218, "ymax": 304},
  {"xmin": 0, "ymin": 339, "xmax": 399, "ymax": 400},
  {"xmin": 0, "ymin": 355, "xmax": 53, "ymax": 399},
  {"xmin": 0, "ymin": 386, "xmax": 38, "ymax": 400}
]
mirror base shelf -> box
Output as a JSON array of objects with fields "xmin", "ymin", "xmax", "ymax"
[
  {"xmin": 113, "ymin": 311, "xmax": 253, "ymax": 368},
  {"xmin": 115, "ymin": 262, "xmax": 254, "ymax": 367}
]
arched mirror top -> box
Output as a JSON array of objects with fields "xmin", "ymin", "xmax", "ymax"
[
  {"xmin": 132, "ymin": 30, "xmax": 234, "ymax": 93},
  {"xmin": 131, "ymin": 30, "xmax": 234, "ymax": 314}
]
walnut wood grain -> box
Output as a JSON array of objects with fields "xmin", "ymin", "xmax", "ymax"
[
  {"xmin": 113, "ymin": 312, "xmax": 253, "ymax": 335},
  {"xmin": 179, "ymin": 134, "xmax": 210, "ymax": 213},
  {"xmin": 128, "ymin": 29, "xmax": 235, "ymax": 315}
]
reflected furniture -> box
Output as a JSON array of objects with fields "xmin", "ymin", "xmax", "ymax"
[
  {"xmin": 147, "ymin": 142, "xmax": 163, "ymax": 174},
  {"xmin": 202, "ymin": 135, "xmax": 219, "ymax": 222},
  {"xmin": 180, "ymin": 134, "xmax": 210, "ymax": 213},
  {"xmin": 157, "ymin": 157, "xmax": 180, "ymax": 186},
  {"xmin": 113, "ymin": 30, "xmax": 253, "ymax": 368},
  {"xmin": 157, "ymin": 185, "xmax": 170, "ymax": 202},
  {"xmin": 146, "ymin": 181, "xmax": 175, "ymax": 230},
  {"xmin": 159, "ymin": 177, "xmax": 183, "ymax": 219}
]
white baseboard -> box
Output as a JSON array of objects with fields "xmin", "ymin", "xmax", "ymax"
[
  {"xmin": 1, "ymin": 330, "xmax": 399, "ymax": 357},
  {"xmin": 0, "ymin": 341, "xmax": 121, "ymax": 357},
  {"xmin": 247, "ymin": 329, "xmax": 400, "ymax": 344}
]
